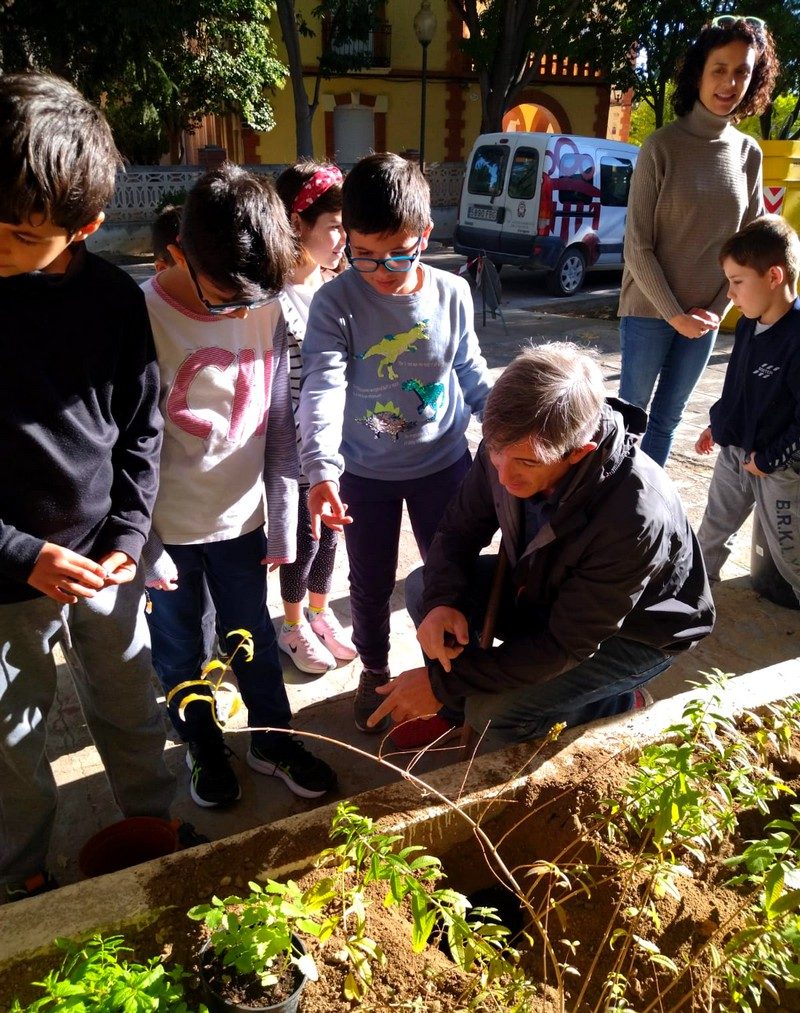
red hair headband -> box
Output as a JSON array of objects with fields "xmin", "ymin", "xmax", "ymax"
[{"xmin": 291, "ymin": 166, "xmax": 343, "ymax": 215}]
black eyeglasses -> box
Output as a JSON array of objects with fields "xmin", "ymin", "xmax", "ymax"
[
  {"xmin": 345, "ymin": 236, "xmax": 423, "ymax": 274},
  {"xmin": 184, "ymin": 255, "xmax": 269, "ymax": 315},
  {"xmin": 711, "ymin": 14, "xmax": 766, "ymax": 29}
]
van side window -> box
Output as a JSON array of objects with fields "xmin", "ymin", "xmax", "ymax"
[
  {"xmin": 600, "ymin": 157, "xmax": 634, "ymax": 207},
  {"xmin": 467, "ymin": 146, "xmax": 509, "ymax": 197},
  {"xmin": 508, "ymin": 148, "xmax": 539, "ymax": 200}
]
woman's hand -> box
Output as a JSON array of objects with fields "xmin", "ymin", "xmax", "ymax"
[{"xmin": 669, "ymin": 310, "xmax": 718, "ymax": 339}]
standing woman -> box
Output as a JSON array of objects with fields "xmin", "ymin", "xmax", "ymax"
[
  {"xmin": 275, "ymin": 162, "xmax": 358, "ymax": 674},
  {"xmin": 619, "ymin": 17, "xmax": 778, "ymax": 466}
]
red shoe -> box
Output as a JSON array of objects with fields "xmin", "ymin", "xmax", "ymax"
[
  {"xmin": 389, "ymin": 715, "xmax": 460, "ymax": 750},
  {"xmin": 633, "ymin": 687, "xmax": 654, "ymax": 710}
]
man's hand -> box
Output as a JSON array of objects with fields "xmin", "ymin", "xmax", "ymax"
[
  {"xmin": 28, "ymin": 543, "xmax": 108, "ymax": 603},
  {"xmin": 743, "ymin": 455, "xmax": 768, "ymax": 477},
  {"xmin": 669, "ymin": 310, "xmax": 718, "ymax": 340},
  {"xmin": 695, "ymin": 427, "xmax": 716, "ymax": 455},
  {"xmin": 366, "ymin": 665, "xmax": 441, "ymax": 729},
  {"xmin": 98, "ymin": 551, "xmax": 137, "ymax": 586},
  {"xmin": 307, "ymin": 481, "xmax": 353, "ymax": 538},
  {"xmin": 417, "ymin": 605, "xmax": 470, "ymax": 673}
]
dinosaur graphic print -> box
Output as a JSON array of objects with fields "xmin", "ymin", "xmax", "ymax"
[
  {"xmin": 356, "ymin": 401, "xmax": 417, "ymax": 441},
  {"xmin": 402, "ymin": 377, "xmax": 445, "ymax": 422},
  {"xmin": 357, "ymin": 320, "xmax": 429, "ymax": 380}
]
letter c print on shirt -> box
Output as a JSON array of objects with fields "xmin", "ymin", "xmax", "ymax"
[{"xmin": 166, "ymin": 346, "xmax": 274, "ymax": 442}]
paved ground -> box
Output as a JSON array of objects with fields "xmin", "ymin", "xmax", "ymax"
[{"xmin": 44, "ymin": 247, "xmax": 800, "ymax": 887}]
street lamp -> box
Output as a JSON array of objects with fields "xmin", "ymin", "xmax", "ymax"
[{"xmin": 413, "ymin": 0, "xmax": 437, "ymax": 171}]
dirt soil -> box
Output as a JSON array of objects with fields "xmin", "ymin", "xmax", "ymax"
[{"xmin": 6, "ymin": 736, "xmax": 800, "ymax": 1012}]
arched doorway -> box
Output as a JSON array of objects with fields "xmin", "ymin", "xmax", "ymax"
[{"xmin": 502, "ymin": 103, "xmax": 560, "ymax": 133}]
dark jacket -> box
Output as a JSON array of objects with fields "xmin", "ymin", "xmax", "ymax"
[
  {"xmin": 0, "ymin": 245, "xmax": 163, "ymax": 603},
  {"xmin": 709, "ymin": 298, "xmax": 800, "ymax": 473},
  {"xmin": 422, "ymin": 399, "xmax": 715, "ymax": 706}
]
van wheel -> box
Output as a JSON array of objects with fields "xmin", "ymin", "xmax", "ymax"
[{"xmin": 546, "ymin": 248, "xmax": 586, "ymax": 296}]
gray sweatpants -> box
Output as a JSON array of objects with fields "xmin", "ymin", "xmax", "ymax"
[
  {"xmin": 0, "ymin": 572, "xmax": 175, "ymax": 885},
  {"xmin": 698, "ymin": 444, "xmax": 800, "ymax": 600}
]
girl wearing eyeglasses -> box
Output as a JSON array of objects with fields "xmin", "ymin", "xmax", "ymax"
[{"xmin": 618, "ymin": 16, "xmax": 779, "ymax": 467}]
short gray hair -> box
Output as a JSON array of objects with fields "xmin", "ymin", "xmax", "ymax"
[{"xmin": 483, "ymin": 342, "xmax": 605, "ymax": 463}]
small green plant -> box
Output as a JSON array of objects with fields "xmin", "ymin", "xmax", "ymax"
[
  {"xmin": 187, "ymin": 878, "xmax": 322, "ymax": 991},
  {"xmin": 315, "ymin": 802, "xmax": 536, "ymax": 1009},
  {"xmin": 10, "ymin": 934, "xmax": 198, "ymax": 1012},
  {"xmin": 166, "ymin": 629, "xmax": 252, "ymax": 729}
]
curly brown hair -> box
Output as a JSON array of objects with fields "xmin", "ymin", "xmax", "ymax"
[{"xmin": 672, "ymin": 19, "xmax": 779, "ymax": 122}]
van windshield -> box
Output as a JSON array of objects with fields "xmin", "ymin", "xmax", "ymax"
[{"xmin": 467, "ymin": 146, "xmax": 509, "ymax": 197}]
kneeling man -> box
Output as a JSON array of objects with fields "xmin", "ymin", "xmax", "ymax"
[{"xmin": 368, "ymin": 342, "xmax": 715, "ymax": 750}]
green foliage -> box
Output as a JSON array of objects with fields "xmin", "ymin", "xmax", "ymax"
[
  {"xmin": 10, "ymin": 934, "xmax": 199, "ymax": 1013},
  {"xmin": 0, "ymin": 0, "xmax": 286, "ymax": 161},
  {"xmin": 187, "ymin": 879, "xmax": 322, "ymax": 989}
]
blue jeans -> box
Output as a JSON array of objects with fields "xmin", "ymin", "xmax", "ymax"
[
  {"xmin": 405, "ymin": 560, "xmax": 672, "ymax": 751},
  {"xmin": 147, "ymin": 528, "xmax": 291, "ymax": 747},
  {"xmin": 619, "ymin": 315, "xmax": 717, "ymax": 467}
]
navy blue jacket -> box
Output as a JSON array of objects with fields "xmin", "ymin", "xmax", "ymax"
[
  {"xmin": 0, "ymin": 245, "xmax": 162, "ymax": 603},
  {"xmin": 709, "ymin": 298, "xmax": 800, "ymax": 473}
]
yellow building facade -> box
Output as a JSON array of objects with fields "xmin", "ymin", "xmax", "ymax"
[{"xmin": 184, "ymin": 1, "xmax": 615, "ymax": 167}]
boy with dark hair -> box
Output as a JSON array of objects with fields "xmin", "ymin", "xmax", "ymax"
[
  {"xmin": 0, "ymin": 73, "xmax": 178, "ymax": 900},
  {"xmin": 142, "ymin": 163, "xmax": 337, "ymax": 809},
  {"xmin": 298, "ymin": 152, "xmax": 492, "ymax": 737},
  {"xmin": 696, "ymin": 215, "xmax": 800, "ymax": 597},
  {"xmin": 152, "ymin": 204, "xmax": 182, "ymax": 272}
]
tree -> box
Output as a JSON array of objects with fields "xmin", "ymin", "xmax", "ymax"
[
  {"xmin": 276, "ymin": 0, "xmax": 384, "ymax": 160},
  {"xmin": 447, "ymin": 0, "xmax": 635, "ymax": 134},
  {"xmin": 0, "ymin": 0, "xmax": 287, "ymax": 163}
]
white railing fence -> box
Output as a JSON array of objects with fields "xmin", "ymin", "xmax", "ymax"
[{"xmin": 107, "ymin": 162, "xmax": 465, "ymax": 223}]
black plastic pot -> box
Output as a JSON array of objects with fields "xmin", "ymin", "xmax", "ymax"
[{"xmin": 198, "ymin": 936, "xmax": 308, "ymax": 1013}]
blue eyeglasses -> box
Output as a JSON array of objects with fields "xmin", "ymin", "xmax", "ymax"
[
  {"xmin": 345, "ymin": 236, "xmax": 423, "ymax": 274},
  {"xmin": 185, "ymin": 255, "xmax": 269, "ymax": 315}
]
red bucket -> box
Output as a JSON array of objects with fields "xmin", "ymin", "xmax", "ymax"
[{"xmin": 78, "ymin": 817, "xmax": 179, "ymax": 878}]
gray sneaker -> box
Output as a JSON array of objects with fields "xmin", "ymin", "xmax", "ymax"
[{"xmin": 353, "ymin": 669, "xmax": 391, "ymax": 733}]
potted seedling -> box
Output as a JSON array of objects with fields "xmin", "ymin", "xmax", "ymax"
[{"xmin": 187, "ymin": 878, "xmax": 325, "ymax": 1012}]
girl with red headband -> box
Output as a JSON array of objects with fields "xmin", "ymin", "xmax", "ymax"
[{"xmin": 275, "ymin": 161, "xmax": 357, "ymax": 674}]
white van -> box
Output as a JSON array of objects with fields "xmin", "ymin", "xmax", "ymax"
[{"xmin": 454, "ymin": 132, "xmax": 639, "ymax": 296}]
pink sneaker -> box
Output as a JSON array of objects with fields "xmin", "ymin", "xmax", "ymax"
[
  {"xmin": 307, "ymin": 608, "xmax": 358, "ymax": 661},
  {"xmin": 278, "ymin": 621, "xmax": 335, "ymax": 674}
]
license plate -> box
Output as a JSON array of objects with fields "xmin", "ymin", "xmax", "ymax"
[{"xmin": 467, "ymin": 205, "xmax": 500, "ymax": 222}]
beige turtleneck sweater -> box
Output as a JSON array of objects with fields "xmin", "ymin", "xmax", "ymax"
[{"xmin": 619, "ymin": 101, "xmax": 763, "ymax": 322}]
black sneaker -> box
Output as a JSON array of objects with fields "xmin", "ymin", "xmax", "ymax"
[
  {"xmin": 5, "ymin": 870, "xmax": 59, "ymax": 904},
  {"xmin": 354, "ymin": 669, "xmax": 391, "ymax": 733},
  {"xmin": 185, "ymin": 741, "xmax": 241, "ymax": 808},
  {"xmin": 247, "ymin": 736, "xmax": 337, "ymax": 799}
]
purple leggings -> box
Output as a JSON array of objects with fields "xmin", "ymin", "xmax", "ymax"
[{"xmin": 340, "ymin": 450, "xmax": 471, "ymax": 671}]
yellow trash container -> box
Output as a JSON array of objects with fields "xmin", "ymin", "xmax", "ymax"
[{"xmin": 721, "ymin": 138, "xmax": 800, "ymax": 331}]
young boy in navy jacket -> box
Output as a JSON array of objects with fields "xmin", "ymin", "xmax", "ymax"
[
  {"xmin": 0, "ymin": 73, "xmax": 178, "ymax": 900},
  {"xmin": 696, "ymin": 215, "xmax": 800, "ymax": 599}
]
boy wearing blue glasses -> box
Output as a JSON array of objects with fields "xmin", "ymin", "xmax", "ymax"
[
  {"xmin": 298, "ymin": 152, "xmax": 492, "ymax": 737},
  {"xmin": 142, "ymin": 164, "xmax": 337, "ymax": 809}
]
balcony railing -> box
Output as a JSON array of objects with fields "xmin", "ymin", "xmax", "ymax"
[{"xmin": 327, "ymin": 19, "xmax": 392, "ymax": 70}]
